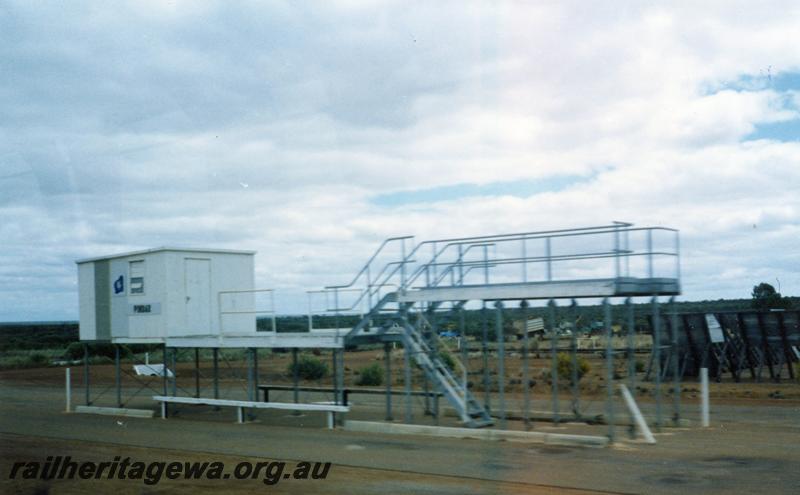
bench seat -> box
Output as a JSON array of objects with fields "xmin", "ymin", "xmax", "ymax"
[{"xmin": 152, "ymin": 395, "xmax": 349, "ymax": 428}]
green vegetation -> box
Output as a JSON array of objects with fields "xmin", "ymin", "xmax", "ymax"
[
  {"xmin": 438, "ymin": 351, "xmax": 456, "ymax": 369},
  {"xmin": 555, "ymin": 352, "xmax": 590, "ymax": 382},
  {"xmin": 0, "ymin": 292, "xmax": 797, "ymax": 371},
  {"xmin": 287, "ymin": 355, "xmax": 328, "ymax": 380},
  {"xmin": 356, "ymin": 363, "xmax": 384, "ymax": 386},
  {"xmin": 751, "ymin": 282, "xmax": 792, "ymax": 310}
]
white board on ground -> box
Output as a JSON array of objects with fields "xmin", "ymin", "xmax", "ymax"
[
  {"xmin": 133, "ymin": 364, "xmax": 174, "ymax": 377},
  {"xmin": 705, "ymin": 314, "xmax": 725, "ymax": 343}
]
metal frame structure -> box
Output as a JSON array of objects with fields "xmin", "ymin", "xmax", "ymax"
[
  {"xmin": 305, "ymin": 222, "xmax": 682, "ymax": 438},
  {"xmin": 79, "ymin": 222, "xmax": 705, "ymax": 444}
]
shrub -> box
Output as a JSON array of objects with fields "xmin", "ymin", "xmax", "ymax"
[
  {"xmin": 438, "ymin": 351, "xmax": 456, "ymax": 369},
  {"xmin": 635, "ymin": 360, "xmax": 645, "ymax": 373},
  {"xmin": 287, "ymin": 355, "xmax": 328, "ymax": 380},
  {"xmin": 28, "ymin": 352, "xmax": 50, "ymax": 366},
  {"xmin": 356, "ymin": 363, "xmax": 384, "ymax": 386},
  {"xmin": 65, "ymin": 342, "xmax": 128, "ymax": 360},
  {"xmin": 554, "ymin": 352, "xmax": 590, "ymax": 382}
]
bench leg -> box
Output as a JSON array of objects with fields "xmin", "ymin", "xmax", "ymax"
[
  {"xmin": 161, "ymin": 402, "xmax": 167, "ymax": 419},
  {"xmin": 237, "ymin": 407, "xmax": 244, "ymax": 424},
  {"xmin": 327, "ymin": 412, "xmax": 334, "ymax": 430}
]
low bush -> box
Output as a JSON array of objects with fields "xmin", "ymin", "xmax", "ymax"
[
  {"xmin": 554, "ymin": 352, "xmax": 590, "ymax": 382},
  {"xmin": 438, "ymin": 351, "xmax": 456, "ymax": 369},
  {"xmin": 356, "ymin": 363, "xmax": 384, "ymax": 386},
  {"xmin": 287, "ymin": 355, "xmax": 328, "ymax": 380}
]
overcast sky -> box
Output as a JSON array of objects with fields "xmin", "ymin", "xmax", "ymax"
[{"xmin": 1, "ymin": 1, "xmax": 799, "ymax": 321}]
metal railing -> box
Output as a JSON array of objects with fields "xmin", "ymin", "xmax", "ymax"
[
  {"xmin": 217, "ymin": 288, "xmax": 276, "ymax": 334},
  {"xmin": 312, "ymin": 223, "xmax": 680, "ymax": 333}
]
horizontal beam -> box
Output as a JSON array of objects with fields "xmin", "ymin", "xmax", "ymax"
[
  {"xmin": 152, "ymin": 395, "xmax": 349, "ymax": 413},
  {"xmin": 397, "ymin": 278, "xmax": 680, "ymax": 303},
  {"xmin": 164, "ymin": 332, "xmax": 345, "ymax": 349}
]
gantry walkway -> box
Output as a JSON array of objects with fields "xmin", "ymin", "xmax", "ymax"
[{"xmin": 307, "ymin": 222, "xmax": 681, "ymax": 427}]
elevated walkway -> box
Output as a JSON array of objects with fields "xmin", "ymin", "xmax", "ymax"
[
  {"xmin": 397, "ymin": 277, "xmax": 679, "ymax": 303},
  {"xmin": 309, "ymin": 222, "xmax": 682, "ymax": 428}
]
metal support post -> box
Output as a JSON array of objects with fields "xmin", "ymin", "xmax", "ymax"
[
  {"xmin": 521, "ymin": 300, "xmax": 531, "ymax": 429},
  {"xmin": 459, "ymin": 308, "xmax": 468, "ymax": 392},
  {"xmin": 212, "ymin": 348, "xmax": 219, "ymax": 400},
  {"xmin": 384, "ymin": 342, "xmax": 393, "ymax": 421},
  {"xmin": 83, "ymin": 343, "xmax": 90, "ymax": 406},
  {"xmin": 194, "ymin": 348, "xmax": 200, "ymax": 399},
  {"xmin": 652, "ymin": 296, "xmax": 662, "ymax": 431},
  {"xmin": 170, "ymin": 348, "xmax": 177, "ymax": 397},
  {"xmin": 162, "ymin": 344, "xmax": 168, "ymax": 397},
  {"xmin": 247, "ymin": 348, "xmax": 255, "ymax": 402},
  {"xmin": 65, "ymin": 368, "xmax": 71, "ymax": 412},
  {"xmin": 548, "ymin": 299, "xmax": 559, "ymax": 425},
  {"xmin": 429, "ymin": 308, "xmax": 439, "ymax": 424},
  {"xmin": 115, "ymin": 344, "xmax": 122, "ymax": 407},
  {"xmin": 700, "ymin": 367, "xmax": 710, "ymax": 427},
  {"xmin": 604, "ymin": 298, "xmax": 615, "ymax": 442},
  {"xmin": 495, "ymin": 301, "xmax": 506, "ymax": 429},
  {"xmin": 669, "ymin": 297, "xmax": 680, "ymax": 426},
  {"xmin": 336, "ymin": 349, "xmax": 345, "ymax": 423},
  {"xmin": 404, "ymin": 338, "xmax": 412, "ymax": 423},
  {"xmin": 481, "ymin": 301, "xmax": 491, "ymax": 412},
  {"xmin": 570, "ymin": 299, "xmax": 580, "ymax": 418},
  {"xmin": 292, "ymin": 348, "xmax": 299, "ymax": 405},
  {"xmin": 332, "ymin": 349, "xmax": 339, "ymax": 405},
  {"xmin": 625, "ymin": 298, "xmax": 636, "ymax": 438}
]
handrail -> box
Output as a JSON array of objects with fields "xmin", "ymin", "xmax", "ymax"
[
  {"xmin": 314, "ymin": 223, "xmax": 680, "ymax": 333},
  {"xmin": 347, "ymin": 223, "xmax": 639, "ymax": 297},
  {"xmin": 400, "ymin": 226, "xmax": 679, "ymax": 291},
  {"xmin": 324, "ymin": 235, "xmax": 413, "ymax": 290}
]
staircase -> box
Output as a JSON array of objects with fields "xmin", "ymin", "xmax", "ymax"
[{"xmin": 399, "ymin": 316, "xmax": 493, "ymax": 427}]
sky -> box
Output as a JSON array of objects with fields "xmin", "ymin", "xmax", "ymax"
[{"xmin": 1, "ymin": 1, "xmax": 799, "ymax": 321}]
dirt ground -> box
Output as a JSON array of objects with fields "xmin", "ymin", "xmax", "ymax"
[
  {"xmin": 4, "ymin": 347, "xmax": 797, "ymax": 403},
  {"xmin": 1, "ymin": 351, "xmax": 799, "ymax": 494}
]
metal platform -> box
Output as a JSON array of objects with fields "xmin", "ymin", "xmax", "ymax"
[
  {"xmin": 164, "ymin": 331, "xmax": 344, "ymax": 349},
  {"xmin": 397, "ymin": 277, "xmax": 679, "ymax": 303}
]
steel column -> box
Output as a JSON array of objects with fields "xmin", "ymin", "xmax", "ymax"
[
  {"xmin": 404, "ymin": 337, "xmax": 412, "ymax": 423},
  {"xmin": 194, "ymin": 348, "xmax": 200, "ymax": 399},
  {"xmin": 495, "ymin": 301, "xmax": 506, "ymax": 429},
  {"xmin": 384, "ymin": 342, "xmax": 393, "ymax": 421},
  {"xmin": 520, "ymin": 300, "xmax": 531, "ymax": 429},
  {"xmin": 570, "ymin": 299, "xmax": 580, "ymax": 418},
  {"xmin": 170, "ymin": 348, "xmax": 177, "ymax": 397},
  {"xmin": 652, "ymin": 296, "xmax": 662, "ymax": 431},
  {"xmin": 669, "ymin": 297, "xmax": 680, "ymax": 425},
  {"xmin": 548, "ymin": 299, "xmax": 559, "ymax": 425},
  {"xmin": 212, "ymin": 348, "xmax": 219, "ymax": 400},
  {"xmin": 84, "ymin": 343, "xmax": 90, "ymax": 406},
  {"xmin": 336, "ymin": 349, "xmax": 344, "ymax": 407},
  {"xmin": 115, "ymin": 344, "xmax": 122, "ymax": 407},
  {"xmin": 332, "ymin": 348, "xmax": 339, "ymax": 405},
  {"xmin": 604, "ymin": 298, "xmax": 614, "ymax": 442},
  {"xmin": 481, "ymin": 301, "xmax": 491, "ymax": 412},
  {"xmin": 292, "ymin": 348, "xmax": 299, "ymax": 405},
  {"xmin": 625, "ymin": 298, "xmax": 636, "ymax": 439},
  {"xmin": 429, "ymin": 308, "xmax": 439, "ymax": 424},
  {"xmin": 162, "ymin": 344, "xmax": 168, "ymax": 397},
  {"xmin": 247, "ymin": 348, "xmax": 255, "ymax": 402}
]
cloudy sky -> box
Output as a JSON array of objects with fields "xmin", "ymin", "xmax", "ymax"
[{"xmin": 1, "ymin": 1, "xmax": 799, "ymax": 321}]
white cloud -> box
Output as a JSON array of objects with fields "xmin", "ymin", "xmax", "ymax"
[{"xmin": 1, "ymin": 1, "xmax": 799, "ymax": 320}]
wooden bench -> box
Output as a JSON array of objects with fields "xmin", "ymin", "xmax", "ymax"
[{"xmin": 152, "ymin": 395, "xmax": 349, "ymax": 429}]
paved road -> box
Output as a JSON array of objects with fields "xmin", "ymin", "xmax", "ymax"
[{"xmin": 1, "ymin": 382, "xmax": 799, "ymax": 494}]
